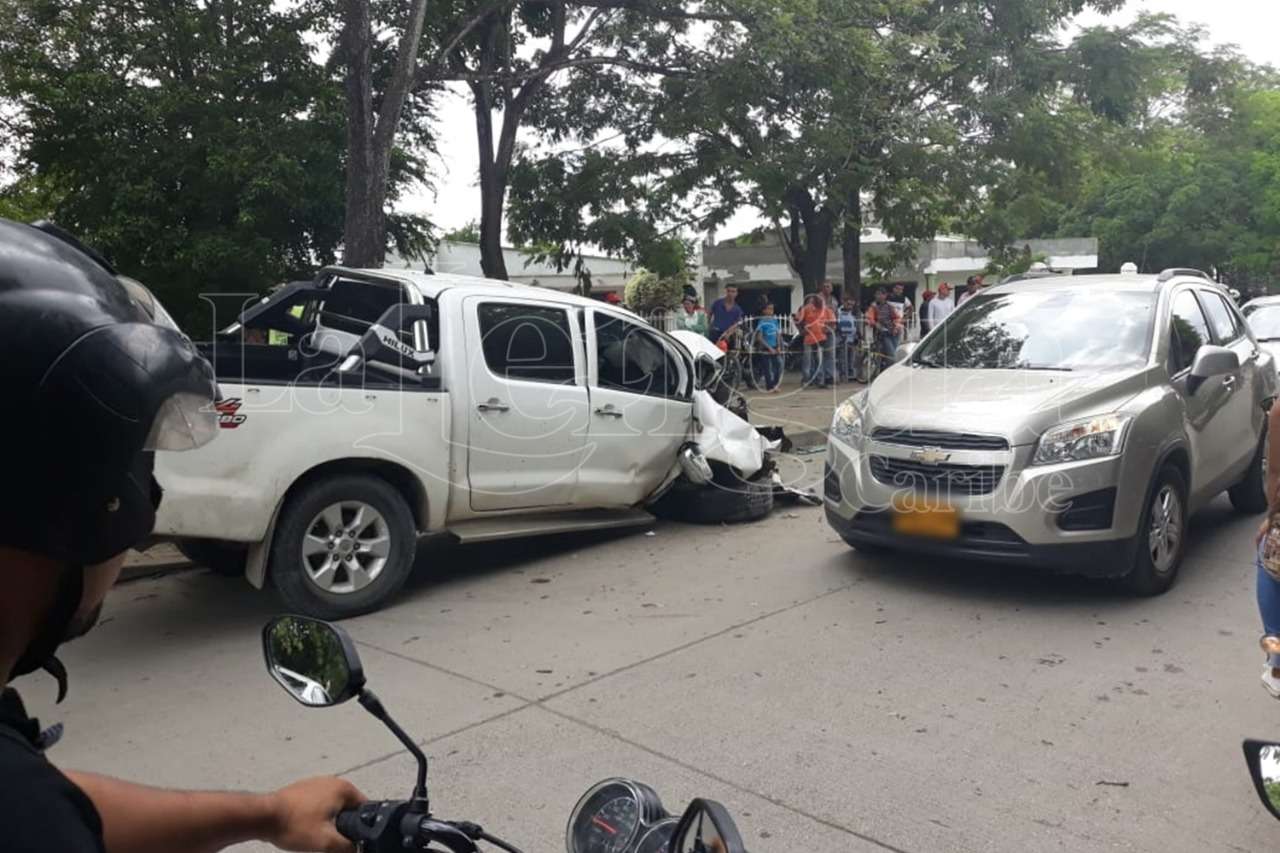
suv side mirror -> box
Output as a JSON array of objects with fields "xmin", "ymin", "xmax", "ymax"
[
  {"xmin": 1188, "ymin": 345, "xmax": 1239, "ymax": 393},
  {"xmin": 894, "ymin": 342, "xmax": 917, "ymax": 364},
  {"xmin": 1191, "ymin": 344, "xmax": 1239, "ymax": 379}
]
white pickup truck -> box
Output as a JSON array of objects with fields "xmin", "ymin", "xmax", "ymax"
[{"xmin": 155, "ymin": 266, "xmax": 772, "ymax": 618}]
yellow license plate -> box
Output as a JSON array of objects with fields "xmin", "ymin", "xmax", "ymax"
[{"xmin": 891, "ymin": 500, "xmax": 960, "ymax": 540}]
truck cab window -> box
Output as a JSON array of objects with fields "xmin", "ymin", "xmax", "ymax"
[
  {"xmin": 478, "ymin": 303, "xmax": 577, "ymax": 384},
  {"xmin": 594, "ymin": 314, "xmax": 682, "ymax": 398}
]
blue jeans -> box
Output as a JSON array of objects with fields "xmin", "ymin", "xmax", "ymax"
[
  {"xmin": 1260, "ymin": 556, "xmax": 1280, "ymax": 667},
  {"xmin": 877, "ymin": 333, "xmax": 899, "ymax": 363},
  {"xmin": 837, "ymin": 336, "xmax": 858, "ymax": 379},
  {"xmin": 821, "ymin": 336, "xmax": 836, "ymax": 383},
  {"xmin": 802, "ymin": 343, "xmax": 823, "ymax": 384},
  {"xmin": 756, "ymin": 353, "xmax": 782, "ymax": 389}
]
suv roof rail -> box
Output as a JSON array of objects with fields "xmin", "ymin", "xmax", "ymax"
[
  {"xmin": 1000, "ymin": 270, "xmax": 1060, "ymax": 285},
  {"xmin": 1157, "ymin": 267, "xmax": 1213, "ymax": 283}
]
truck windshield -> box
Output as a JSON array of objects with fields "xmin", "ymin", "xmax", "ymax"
[{"xmin": 914, "ymin": 289, "xmax": 1156, "ymax": 371}]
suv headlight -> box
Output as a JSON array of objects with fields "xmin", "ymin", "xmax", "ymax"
[
  {"xmin": 831, "ymin": 393, "xmax": 867, "ymax": 447},
  {"xmin": 1031, "ymin": 414, "xmax": 1132, "ymax": 466}
]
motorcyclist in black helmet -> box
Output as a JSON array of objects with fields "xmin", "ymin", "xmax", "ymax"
[{"xmin": 0, "ymin": 218, "xmax": 365, "ymax": 853}]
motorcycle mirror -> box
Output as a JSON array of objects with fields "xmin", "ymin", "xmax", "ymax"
[
  {"xmin": 263, "ymin": 615, "xmax": 430, "ymax": 811},
  {"xmin": 262, "ymin": 615, "xmax": 365, "ymax": 707},
  {"xmin": 671, "ymin": 798, "xmax": 747, "ymax": 853},
  {"xmin": 1243, "ymin": 739, "xmax": 1280, "ymax": 821}
]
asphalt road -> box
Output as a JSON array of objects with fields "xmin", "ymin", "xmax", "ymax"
[{"xmin": 21, "ymin": 490, "xmax": 1280, "ymax": 852}]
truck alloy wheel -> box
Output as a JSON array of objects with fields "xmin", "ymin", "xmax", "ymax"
[
  {"xmin": 301, "ymin": 501, "xmax": 391, "ymax": 593},
  {"xmin": 271, "ymin": 474, "xmax": 417, "ymax": 619}
]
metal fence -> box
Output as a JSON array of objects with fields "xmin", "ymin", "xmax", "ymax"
[{"xmin": 643, "ymin": 310, "xmax": 919, "ymax": 348}]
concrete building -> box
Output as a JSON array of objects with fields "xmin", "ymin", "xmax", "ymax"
[
  {"xmin": 386, "ymin": 240, "xmax": 635, "ymax": 297},
  {"xmin": 701, "ymin": 229, "xmax": 1099, "ymax": 315}
]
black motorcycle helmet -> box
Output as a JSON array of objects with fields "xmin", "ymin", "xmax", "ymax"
[{"xmin": 0, "ymin": 217, "xmax": 217, "ymax": 570}]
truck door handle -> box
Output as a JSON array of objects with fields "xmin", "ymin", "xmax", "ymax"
[
  {"xmin": 593, "ymin": 405, "xmax": 624, "ymax": 419},
  {"xmin": 1223, "ymin": 376, "xmax": 1236, "ymax": 390},
  {"xmin": 477, "ymin": 398, "xmax": 509, "ymax": 413}
]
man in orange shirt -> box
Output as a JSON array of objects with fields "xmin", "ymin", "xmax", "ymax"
[{"xmin": 794, "ymin": 294, "xmax": 835, "ymax": 387}]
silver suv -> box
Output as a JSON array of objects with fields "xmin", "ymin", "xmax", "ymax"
[{"xmin": 824, "ymin": 270, "xmax": 1277, "ymax": 594}]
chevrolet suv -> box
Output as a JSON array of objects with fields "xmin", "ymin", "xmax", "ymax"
[{"xmin": 824, "ymin": 269, "xmax": 1277, "ymax": 594}]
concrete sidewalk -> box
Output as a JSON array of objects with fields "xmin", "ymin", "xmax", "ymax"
[
  {"xmin": 743, "ymin": 371, "xmax": 858, "ymax": 448},
  {"xmin": 122, "ymin": 543, "xmax": 191, "ymax": 580}
]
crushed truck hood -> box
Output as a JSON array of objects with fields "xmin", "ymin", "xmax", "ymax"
[{"xmin": 692, "ymin": 389, "xmax": 769, "ymax": 476}]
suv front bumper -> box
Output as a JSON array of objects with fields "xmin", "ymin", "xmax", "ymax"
[{"xmin": 823, "ymin": 435, "xmax": 1146, "ymax": 577}]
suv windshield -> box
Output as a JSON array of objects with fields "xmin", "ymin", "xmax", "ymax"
[
  {"xmin": 914, "ymin": 289, "xmax": 1156, "ymax": 371},
  {"xmin": 1245, "ymin": 304, "xmax": 1280, "ymax": 341}
]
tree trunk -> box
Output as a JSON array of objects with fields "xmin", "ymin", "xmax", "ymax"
[
  {"xmin": 780, "ymin": 187, "xmax": 835, "ymax": 293},
  {"xmin": 340, "ymin": 0, "xmax": 382, "ymax": 268},
  {"xmin": 341, "ymin": 0, "xmax": 429, "ymax": 269},
  {"xmin": 841, "ymin": 188, "xmax": 862, "ymax": 304}
]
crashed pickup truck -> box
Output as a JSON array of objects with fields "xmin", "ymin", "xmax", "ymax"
[{"xmin": 154, "ymin": 267, "xmax": 776, "ymax": 618}]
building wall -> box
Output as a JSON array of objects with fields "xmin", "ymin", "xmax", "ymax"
[{"xmin": 701, "ymin": 233, "xmax": 1099, "ymax": 310}]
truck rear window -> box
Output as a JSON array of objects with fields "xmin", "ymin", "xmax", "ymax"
[{"xmin": 320, "ymin": 279, "xmax": 411, "ymax": 343}]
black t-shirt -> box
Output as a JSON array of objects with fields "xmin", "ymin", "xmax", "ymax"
[{"xmin": 0, "ymin": 688, "xmax": 105, "ymax": 852}]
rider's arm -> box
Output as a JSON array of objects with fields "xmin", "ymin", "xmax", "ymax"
[{"xmin": 65, "ymin": 770, "xmax": 363, "ymax": 853}]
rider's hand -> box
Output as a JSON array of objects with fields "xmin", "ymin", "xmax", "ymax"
[
  {"xmin": 268, "ymin": 777, "xmax": 366, "ymax": 853},
  {"xmin": 1259, "ymin": 516, "xmax": 1272, "ymax": 547}
]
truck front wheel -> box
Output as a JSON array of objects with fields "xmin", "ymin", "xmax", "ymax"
[{"xmin": 270, "ymin": 475, "xmax": 417, "ymax": 619}]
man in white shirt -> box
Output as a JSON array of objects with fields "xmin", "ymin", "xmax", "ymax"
[{"xmin": 928, "ymin": 281, "xmax": 956, "ymax": 329}]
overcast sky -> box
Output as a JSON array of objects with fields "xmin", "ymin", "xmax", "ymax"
[{"xmin": 402, "ymin": 0, "xmax": 1280, "ymax": 242}]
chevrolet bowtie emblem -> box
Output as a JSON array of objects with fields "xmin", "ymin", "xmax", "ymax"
[{"xmin": 910, "ymin": 447, "xmax": 951, "ymax": 465}]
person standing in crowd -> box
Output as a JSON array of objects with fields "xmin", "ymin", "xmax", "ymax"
[
  {"xmin": 753, "ymin": 302, "xmax": 784, "ymax": 392},
  {"xmin": 708, "ymin": 284, "xmax": 745, "ymax": 345},
  {"xmin": 865, "ymin": 287, "xmax": 903, "ymax": 368},
  {"xmin": 818, "ymin": 279, "xmax": 838, "ymax": 385},
  {"xmin": 836, "ymin": 295, "xmax": 860, "ymax": 382},
  {"xmin": 794, "ymin": 294, "xmax": 834, "ymax": 387},
  {"xmin": 958, "ymin": 274, "xmax": 985, "ymax": 305},
  {"xmin": 919, "ymin": 288, "xmax": 936, "ymax": 337},
  {"xmin": 887, "ymin": 282, "xmax": 913, "ymax": 339},
  {"xmin": 928, "ymin": 281, "xmax": 956, "ymax": 330},
  {"xmin": 1258, "ymin": 403, "xmax": 1280, "ymax": 697},
  {"xmin": 678, "ymin": 294, "xmax": 708, "ymax": 335}
]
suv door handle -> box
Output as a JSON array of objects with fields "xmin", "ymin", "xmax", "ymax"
[
  {"xmin": 593, "ymin": 405, "xmax": 624, "ymax": 419},
  {"xmin": 477, "ymin": 398, "xmax": 509, "ymax": 413}
]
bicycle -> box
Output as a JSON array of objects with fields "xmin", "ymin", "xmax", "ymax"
[{"xmin": 858, "ymin": 327, "xmax": 899, "ymax": 384}]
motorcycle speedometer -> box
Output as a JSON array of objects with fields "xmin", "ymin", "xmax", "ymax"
[
  {"xmin": 566, "ymin": 779, "xmax": 666, "ymax": 853},
  {"xmin": 635, "ymin": 818, "xmax": 678, "ymax": 853}
]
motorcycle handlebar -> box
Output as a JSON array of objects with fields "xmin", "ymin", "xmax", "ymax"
[{"xmin": 335, "ymin": 809, "xmax": 362, "ymax": 843}]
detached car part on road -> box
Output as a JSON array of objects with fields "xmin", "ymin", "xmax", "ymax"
[
  {"xmin": 156, "ymin": 267, "xmax": 775, "ymax": 618},
  {"xmin": 825, "ymin": 268, "xmax": 1277, "ymax": 595}
]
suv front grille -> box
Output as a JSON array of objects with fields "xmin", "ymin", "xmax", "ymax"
[
  {"xmin": 869, "ymin": 456, "xmax": 1004, "ymax": 495},
  {"xmin": 871, "ymin": 428, "xmax": 1009, "ymax": 451}
]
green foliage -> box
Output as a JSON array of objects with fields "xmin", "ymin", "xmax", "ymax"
[
  {"xmin": 0, "ymin": 0, "xmax": 431, "ymax": 332},
  {"xmin": 443, "ymin": 220, "xmax": 481, "ymax": 243},
  {"xmin": 968, "ymin": 16, "xmax": 1280, "ymax": 288},
  {"xmin": 623, "ymin": 269, "xmax": 685, "ymax": 314}
]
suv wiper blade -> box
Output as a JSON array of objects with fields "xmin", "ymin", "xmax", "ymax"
[
  {"xmin": 1257, "ymin": 337, "xmax": 1280, "ymax": 343},
  {"xmin": 914, "ymin": 355, "xmax": 944, "ymax": 368},
  {"xmin": 1015, "ymin": 363, "xmax": 1073, "ymax": 372}
]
